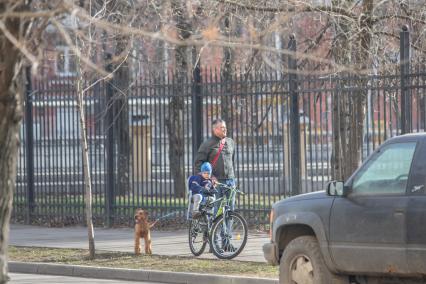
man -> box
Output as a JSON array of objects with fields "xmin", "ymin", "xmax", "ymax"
[
  {"xmin": 194, "ymin": 119, "xmax": 237, "ymax": 253},
  {"xmin": 194, "ymin": 118, "xmax": 235, "ymax": 189}
]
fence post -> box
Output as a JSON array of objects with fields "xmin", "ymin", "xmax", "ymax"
[
  {"xmin": 192, "ymin": 47, "xmax": 203, "ymax": 165},
  {"xmin": 105, "ymin": 57, "xmax": 115, "ymax": 227},
  {"xmin": 24, "ymin": 67, "xmax": 35, "ymax": 224},
  {"xmin": 288, "ymin": 34, "xmax": 301, "ymax": 196},
  {"xmin": 400, "ymin": 25, "xmax": 411, "ymax": 134}
]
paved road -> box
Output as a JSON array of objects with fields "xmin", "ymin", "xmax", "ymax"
[
  {"xmin": 9, "ymin": 224, "xmax": 269, "ymax": 262},
  {"xmin": 9, "ymin": 273, "xmax": 165, "ymax": 284}
]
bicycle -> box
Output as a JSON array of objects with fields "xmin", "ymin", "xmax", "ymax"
[{"xmin": 188, "ymin": 182, "xmax": 248, "ymax": 260}]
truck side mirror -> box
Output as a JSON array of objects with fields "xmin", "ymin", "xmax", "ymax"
[{"xmin": 327, "ymin": 181, "xmax": 344, "ymax": 196}]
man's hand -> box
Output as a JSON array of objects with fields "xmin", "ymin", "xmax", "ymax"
[{"xmin": 226, "ymin": 179, "xmax": 236, "ymax": 187}]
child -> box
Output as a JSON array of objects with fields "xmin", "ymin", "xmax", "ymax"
[{"xmin": 189, "ymin": 162, "xmax": 216, "ymax": 218}]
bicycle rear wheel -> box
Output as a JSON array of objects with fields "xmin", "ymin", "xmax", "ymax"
[
  {"xmin": 210, "ymin": 211, "xmax": 248, "ymax": 260},
  {"xmin": 188, "ymin": 217, "xmax": 208, "ymax": 256}
]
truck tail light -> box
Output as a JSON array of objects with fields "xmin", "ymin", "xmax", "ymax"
[{"xmin": 269, "ymin": 208, "xmax": 274, "ymax": 240}]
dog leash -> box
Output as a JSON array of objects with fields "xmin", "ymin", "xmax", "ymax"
[
  {"xmin": 149, "ymin": 220, "xmax": 158, "ymax": 228},
  {"xmin": 150, "ymin": 210, "xmax": 182, "ymax": 228}
]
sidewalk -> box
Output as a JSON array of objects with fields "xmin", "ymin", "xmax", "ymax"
[
  {"xmin": 9, "ymin": 224, "xmax": 276, "ymax": 284},
  {"xmin": 9, "ymin": 262, "xmax": 278, "ymax": 284},
  {"xmin": 9, "ymin": 224, "xmax": 268, "ymax": 262}
]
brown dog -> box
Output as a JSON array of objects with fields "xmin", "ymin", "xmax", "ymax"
[{"xmin": 134, "ymin": 208, "xmax": 156, "ymax": 255}]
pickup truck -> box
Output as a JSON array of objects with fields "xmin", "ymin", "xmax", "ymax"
[{"xmin": 263, "ymin": 134, "xmax": 426, "ymax": 284}]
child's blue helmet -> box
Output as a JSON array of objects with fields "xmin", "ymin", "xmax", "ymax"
[{"xmin": 200, "ymin": 162, "xmax": 212, "ymax": 174}]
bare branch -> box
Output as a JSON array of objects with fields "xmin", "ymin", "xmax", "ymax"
[
  {"xmin": 374, "ymin": 31, "xmax": 426, "ymax": 54},
  {"xmin": 218, "ymin": 0, "xmax": 357, "ymax": 20},
  {"xmin": 372, "ymin": 14, "xmax": 426, "ymax": 25},
  {"xmin": 0, "ymin": 9, "xmax": 65, "ymax": 20},
  {"xmin": 50, "ymin": 18, "xmax": 108, "ymax": 76},
  {"xmin": 0, "ymin": 20, "xmax": 38, "ymax": 70}
]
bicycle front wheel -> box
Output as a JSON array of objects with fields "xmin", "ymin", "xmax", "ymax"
[
  {"xmin": 188, "ymin": 217, "xmax": 208, "ymax": 256},
  {"xmin": 210, "ymin": 211, "xmax": 248, "ymax": 260}
]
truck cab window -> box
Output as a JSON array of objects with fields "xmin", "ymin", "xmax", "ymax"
[{"xmin": 352, "ymin": 142, "xmax": 416, "ymax": 195}]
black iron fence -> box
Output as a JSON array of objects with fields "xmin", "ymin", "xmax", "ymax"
[{"xmin": 12, "ymin": 35, "xmax": 426, "ymax": 227}]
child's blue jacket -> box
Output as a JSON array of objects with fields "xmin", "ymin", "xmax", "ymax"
[{"xmin": 188, "ymin": 174, "xmax": 213, "ymax": 194}]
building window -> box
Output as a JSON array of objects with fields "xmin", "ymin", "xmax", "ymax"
[{"xmin": 56, "ymin": 46, "xmax": 76, "ymax": 76}]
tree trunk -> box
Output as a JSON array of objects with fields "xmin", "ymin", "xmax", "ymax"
[
  {"xmin": 331, "ymin": 17, "xmax": 352, "ymax": 181},
  {"xmin": 0, "ymin": 10, "xmax": 24, "ymax": 283},
  {"xmin": 109, "ymin": 0, "xmax": 132, "ymax": 196},
  {"xmin": 74, "ymin": 0, "xmax": 96, "ymax": 257},
  {"xmin": 113, "ymin": 55, "xmax": 130, "ymax": 196},
  {"xmin": 330, "ymin": 0, "xmax": 373, "ymax": 181},
  {"xmin": 166, "ymin": 97, "xmax": 186, "ymax": 198},
  {"xmin": 168, "ymin": 0, "xmax": 190, "ymax": 198},
  {"xmin": 221, "ymin": 14, "xmax": 234, "ymax": 137},
  {"xmin": 0, "ymin": 82, "xmax": 22, "ymax": 283},
  {"xmin": 76, "ymin": 70, "xmax": 95, "ymax": 260}
]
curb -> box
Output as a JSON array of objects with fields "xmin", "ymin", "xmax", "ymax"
[{"xmin": 9, "ymin": 262, "xmax": 278, "ymax": 284}]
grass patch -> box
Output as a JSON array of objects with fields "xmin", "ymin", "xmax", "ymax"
[{"xmin": 9, "ymin": 246, "xmax": 278, "ymax": 279}]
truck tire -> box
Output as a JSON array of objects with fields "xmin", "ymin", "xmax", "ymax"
[{"xmin": 279, "ymin": 236, "xmax": 347, "ymax": 284}]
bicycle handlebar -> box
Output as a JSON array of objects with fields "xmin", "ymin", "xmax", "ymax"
[{"xmin": 214, "ymin": 182, "xmax": 245, "ymax": 195}]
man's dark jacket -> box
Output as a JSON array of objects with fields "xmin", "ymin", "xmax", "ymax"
[{"xmin": 194, "ymin": 136, "xmax": 235, "ymax": 180}]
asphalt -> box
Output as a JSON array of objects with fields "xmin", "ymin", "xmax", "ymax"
[{"xmin": 8, "ymin": 224, "xmax": 278, "ymax": 284}]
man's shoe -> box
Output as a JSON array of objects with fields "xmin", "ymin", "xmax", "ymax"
[
  {"xmin": 222, "ymin": 239, "xmax": 237, "ymax": 252},
  {"xmin": 225, "ymin": 244, "xmax": 237, "ymax": 252}
]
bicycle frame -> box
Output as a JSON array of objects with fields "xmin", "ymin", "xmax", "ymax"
[{"xmin": 206, "ymin": 183, "xmax": 243, "ymax": 234}]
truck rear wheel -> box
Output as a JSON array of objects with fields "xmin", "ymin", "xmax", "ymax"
[{"xmin": 279, "ymin": 236, "xmax": 347, "ymax": 284}]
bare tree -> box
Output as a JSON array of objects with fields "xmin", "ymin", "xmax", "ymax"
[
  {"xmin": 107, "ymin": 0, "xmax": 134, "ymax": 196},
  {"xmin": 73, "ymin": 0, "xmax": 97, "ymax": 259},
  {"xmin": 0, "ymin": 2, "xmax": 29, "ymax": 282},
  {"xmin": 75, "ymin": 63, "xmax": 96, "ymax": 259},
  {"xmin": 166, "ymin": 0, "xmax": 191, "ymax": 198},
  {"xmin": 220, "ymin": 13, "xmax": 235, "ymax": 137}
]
